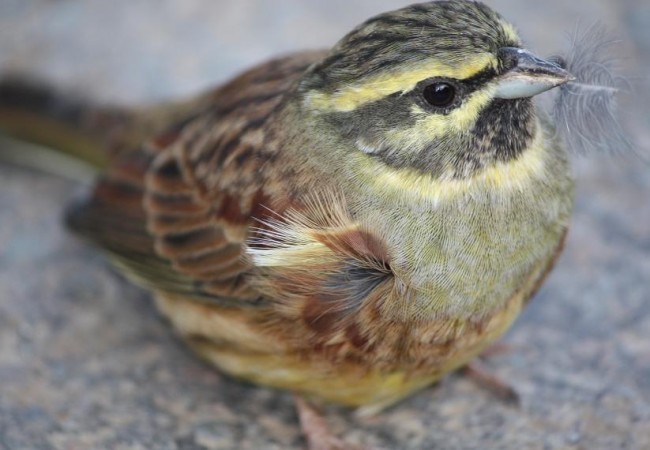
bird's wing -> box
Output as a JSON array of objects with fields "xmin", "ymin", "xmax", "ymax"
[
  {"xmin": 68, "ymin": 49, "xmax": 401, "ymax": 323},
  {"xmin": 67, "ymin": 51, "xmax": 329, "ymax": 306}
]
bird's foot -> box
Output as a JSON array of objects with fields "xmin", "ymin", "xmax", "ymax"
[
  {"xmin": 294, "ymin": 395, "xmax": 364, "ymax": 450},
  {"xmin": 463, "ymin": 346, "xmax": 520, "ymax": 405}
]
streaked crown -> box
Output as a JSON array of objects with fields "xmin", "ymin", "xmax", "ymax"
[{"xmin": 302, "ymin": 0, "xmax": 520, "ymax": 96}]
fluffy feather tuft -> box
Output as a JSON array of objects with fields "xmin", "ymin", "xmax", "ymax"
[
  {"xmin": 552, "ymin": 24, "xmax": 634, "ymax": 157},
  {"xmin": 246, "ymin": 192, "xmax": 396, "ymax": 317}
]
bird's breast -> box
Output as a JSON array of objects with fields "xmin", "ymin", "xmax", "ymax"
[{"xmin": 346, "ymin": 131, "xmax": 574, "ymax": 320}]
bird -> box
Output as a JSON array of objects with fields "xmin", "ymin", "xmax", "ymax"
[{"xmin": 0, "ymin": 1, "xmax": 576, "ymax": 448}]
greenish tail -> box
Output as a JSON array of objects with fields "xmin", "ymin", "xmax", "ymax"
[
  {"xmin": 0, "ymin": 77, "xmax": 217, "ymax": 182},
  {"xmin": 0, "ymin": 78, "xmax": 125, "ymax": 175}
]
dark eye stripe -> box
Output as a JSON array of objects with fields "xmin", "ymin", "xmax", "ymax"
[
  {"xmin": 410, "ymin": 64, "xmax": 498, "ymax": 110},
  {"xmin": 462, "ymin": 66, "xmax": 498, "ymax": 87},
  {"xmin": 410, "ymin": 64, "xmax": 497, "ymax": 95}
]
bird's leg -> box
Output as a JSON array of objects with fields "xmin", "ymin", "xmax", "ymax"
[
  {"xmin": 463, "ymin": 357, "xmax": 520, "ymax": 405},
  {"xmin": 294, "ymin": 395, "xmax": 350, "ymax": 450}
]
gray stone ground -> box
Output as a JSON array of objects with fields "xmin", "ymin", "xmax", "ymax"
[{"xmin": 0, "ymin": 1, "xmax": 649, "ymax": 449}]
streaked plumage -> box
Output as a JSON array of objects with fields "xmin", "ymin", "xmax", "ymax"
[{"xmin": 0, "ymin": 0, "xmax": 575, "ymax": 418}]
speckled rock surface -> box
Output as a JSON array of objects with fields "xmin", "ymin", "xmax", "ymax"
[{"xmin": 0, "ymin": 1, "xmax": 649, "ymax": 449}]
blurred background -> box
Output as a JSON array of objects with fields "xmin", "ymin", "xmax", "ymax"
[
  {"xmin": 0, "ymin": 1, "xmax": 647, "ymax": 105},
  {"xmin": 0, "ymin": 1, "xmax": 648, "ymax": 449}
]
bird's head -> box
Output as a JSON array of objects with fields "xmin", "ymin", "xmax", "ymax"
[{"xmin": 299, "ymin": 0, "xmax": 573, "ymax": 179}]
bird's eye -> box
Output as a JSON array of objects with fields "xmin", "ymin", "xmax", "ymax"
[{"xmin": 422, "ymin": 82, "xmax": 456, "ymax": 108}]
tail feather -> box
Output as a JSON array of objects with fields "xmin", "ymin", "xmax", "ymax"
[
  {"xmin": 0, "ymin": 77, "xmax": 218, "ymax": 176},
  {"xmin": 0, "ymin": 77, "xmax": 132, "ymax": 169},
  {"xmin": 0, "ymin": 78, "xmax": 86, "ymax": 125}
]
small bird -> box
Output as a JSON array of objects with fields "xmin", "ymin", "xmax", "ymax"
[{"xmin": 0, "ymin": 1, "xmax": 577, "ymax": 448}]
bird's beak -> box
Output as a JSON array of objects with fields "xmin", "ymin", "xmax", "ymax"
[{"xmin": 493, "ymin": 47, "xmax": 575, "ymax": 99}]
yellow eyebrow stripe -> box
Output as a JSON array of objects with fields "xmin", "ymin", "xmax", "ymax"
[{"xmin": 306, "ymin": 53, "xmax": 497, "ymax": 112}]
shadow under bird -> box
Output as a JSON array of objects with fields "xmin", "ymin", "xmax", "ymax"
[{"xmin": 0, "ymin": 1, "xmax": 584, "ymax": 448}]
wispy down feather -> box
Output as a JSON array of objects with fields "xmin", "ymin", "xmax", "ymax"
[{"xmin": 551, "ymin": 24, "xmax": 634, "ymax": 157}]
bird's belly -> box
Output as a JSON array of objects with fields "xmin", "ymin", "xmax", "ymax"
[{"xmin": 153, "ymin": 260, "xmax": 536, "ymax": 409}]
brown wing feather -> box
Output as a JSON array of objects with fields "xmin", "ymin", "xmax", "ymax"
[
  {"xmin": 67, "ymin": 51, "xmax": 325, "ymax": 305},
  {"xmin": 246, "ymin": 194, "xmax": 402, "ymax": 350}
]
